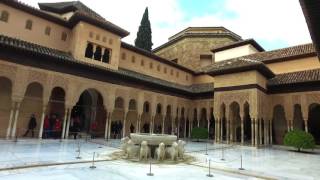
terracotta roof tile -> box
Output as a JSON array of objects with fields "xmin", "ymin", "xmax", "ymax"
[{"xmin": 268, "ymin": 68, "xmax": 320, "ymax": 86}]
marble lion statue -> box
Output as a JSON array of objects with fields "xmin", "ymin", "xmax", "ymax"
[
  {"xmin": 155, "ymin": 142, "xmax": 165, "ymax": 161},
  {"xmin": 120, "ymin": 136, "xmax": 130, "ymax": 154},
  {"xmin": 139, "ymin": 141, "xmax": 150, "ymax": 161},
  {"xmin": 166, "ymin": 142, "xmax": 178, "ymax": 161},
  {"xmin": 177, "ymin": 140, "xmax": 186, "ymax": 159},
  {"xmin": 126, "ymin": 140, "xmax": 140, "ymax": 159}
]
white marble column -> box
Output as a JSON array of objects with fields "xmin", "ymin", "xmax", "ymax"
[
  {"xmin": 104, "ymin": 110, "xmax": 109, "ymax": 139},
  {"xmin": 65, "ymin": 108, "xmax": 72, "ymax": 139},
  {"xmin": 122, "ymin": 110, "xmax": 128, "ymax": 138},
  {"xmin": 220, "ymin": 118, "xmax": 224, "ymax": 142},
  {"xmin": 226, "ymin": 120, "xmax": 230, "ymax": 144},
  {"xmin": 251, "ymin": 119, "xmax": 255, "ymax": 146},
  {"xmin": 241, "ymin": 118, "xmax": 244, "ymax": 145},
  {"xmin": 6, "ymin": 102, "xmax": 15, "ymax": 139},
  {"xmin": 259, "ymin": 119, "xmax": 262, "ymax": 145},
  {"xmin": 162, "ymin": 114, "xmax": 165, "ymax": 134},
  {"xmin": 38, "ymin": 105, "xmax": 47, "ymax": 139},
  {"xmin": 61, "ymin": 108, "xmax": 69, "ymax": 139},
  {"xmin": 270, "ymin": 119, "xmax": 273, "ymax": 145},
  {"xmin": 107, "ymin": 112, "xmax": 113, "ymax": 139},
  {"xmin": 255, "ymin": 119, "xmax": 258, "ymax": 146},
  {"xmin": 304, "ymin": 120, "xmax": 308, "ymax": 133},
  {"xmin": 11, "ymin": 101, "xmax": 21, "ymax": 138}
]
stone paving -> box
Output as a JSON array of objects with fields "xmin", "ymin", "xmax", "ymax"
[{"xmin": 0, "ymin": 139, "xmax": 319, "ymax": 180}]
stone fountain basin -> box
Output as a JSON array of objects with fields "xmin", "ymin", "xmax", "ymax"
[{"xmin": 130, "ymin": 133, "xmax": 177, "ymax": 146}]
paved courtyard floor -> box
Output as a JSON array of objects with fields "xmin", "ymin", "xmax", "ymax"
[{"xmin": 0, "ymin": 139, "xmax": 319, "ymax": 180}]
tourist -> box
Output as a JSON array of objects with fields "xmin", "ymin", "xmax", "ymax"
[
  {"xmin": 23, "ymin": 114, "xmax": 37, "ymax": 138},
  {"xmin": 43, "ymin": 115, "xmax": 50, "ymax": 138},
  {"xmin": 54, "ymin": 118, "xmax": 62, "ymax": 139},
  {"xmin": 90, "ymin": 121, "xmax": 97, "ymax": 139},
  {"xmin": 143, "ymin": 123, "xmax": 148, "ymax": 133},
  {"xmin": 71, "ymin": 116, "xmax": 80, "ymax": 139},
  {"xmin": 130, "ymin": 123, "xmax": 135, "ymax": 133}
]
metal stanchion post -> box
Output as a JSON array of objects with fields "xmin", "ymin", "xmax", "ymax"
[
  {"xmin": 206, "ymin": 159, "xmax": 213, "ymax": 177},
  {"xmin": 220, "ymin": 148, "xmax": 225, "ymax": 161},
  {"xmin": 14, "ymin": 134, "xmax": 18, "ymax": 143},
  {"xmin": 146, "ymin": 160, "xmax": 154, "ymax": 176},
  {"xmin": 76, "ymin": 141, "xmax": 80, "ymax": 152},
  {"xmin": 205, "ymin": 142, "xmax": 208, "ymax": 155},
  {"xmin": 76, "ymin": 142, "xmax": 81, "ymax": 159},
  {"xmin": 90, "ymin": 152, "xmax": 96, "ymax": 169},
  {"xmin": 239, "ymin": 155, "xmax": 245, "ymax": 170}
]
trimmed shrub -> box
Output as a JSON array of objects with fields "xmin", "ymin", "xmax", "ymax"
[
  {"xmin": 191, "ymin": 127, "xmax": 208, "ymax": 141},
  {"xmin": 284, "ymin": 129, "xmax": 315, "ymax": 152}
]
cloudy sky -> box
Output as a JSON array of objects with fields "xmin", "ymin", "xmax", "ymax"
[{"xmin": 21, "ymin": 0, "xmax": 311, "ymax": 51}]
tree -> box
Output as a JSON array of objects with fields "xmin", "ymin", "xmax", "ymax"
[
  {"xmin": 135, "ymin": 7, "xmax": 153, "ymax": 51},
  {"xmin": 284, "ymin": 129, "xmax": 315, "ymax": 152},
  {"xmin": 191, "ymin": 127, "xmax": 209, "ymax": 142}
]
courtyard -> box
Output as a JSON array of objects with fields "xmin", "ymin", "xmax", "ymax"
[{"xmin": 0, "ymin": 139, "xmax": 319, "ymax": 180}]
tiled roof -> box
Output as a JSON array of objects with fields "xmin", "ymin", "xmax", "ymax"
[
  {"xmin": 1, "ymin": 0, "xmax": 129, "ymax": 37},
  {"xmin": 268, "ymin": 68, "xmax": 320, "ymax": 86},
  {"xmin": 238, "ymin": 43, "xmax": 316, "ymax": 64},
  {"xmin": 0, "ymin": 34, "xmax": 213, "ymax": 94},
  {"xmin": 211, "ymin": 39, "xmax": 264, "ymax": 53},
  {"xmin": 38, "ymin": 1, "xmax": 105, "ymax": 21},
  {"xmin": 203, "ymin": 57, "xmax": 275, "ymax": 78},
  {"xmin": 152, "ymin": 27, "xmax": 242, "ymax": 53},
  {"xmin": 203, "ymin": 43, "xmax": 316, "ymax": 78}
]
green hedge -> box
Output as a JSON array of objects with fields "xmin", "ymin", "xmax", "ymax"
[
  {"xmin": 191, "ymin": 127, "xmax": 208, "ymax": 141},
  {"xmin": 284, "ymin": 129, "xmax": 315, "ymax": 152}
]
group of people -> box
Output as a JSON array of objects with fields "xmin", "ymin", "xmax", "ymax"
[
  {"xmin": 23, "ymin": 114, "xmax": 62, "ymax": 139},
  {"xmin": 111, "ymin": 121, "xmax": 123, "ymax": 139},
  {"xmin": 43, "ymin": 114, "xmax": 62, "ymax": 139}
]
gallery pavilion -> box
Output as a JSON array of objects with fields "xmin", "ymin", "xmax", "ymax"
[{"xmin": 0, "ymin": 0, "xmax": 320, "ymax": 147}]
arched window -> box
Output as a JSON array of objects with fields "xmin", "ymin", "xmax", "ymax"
[
  {"xmin": 102, "ymin": 49, "xmax": 110, "ymax": 63},
  {"xmin": 25, "ymin": 19, "xmax": 33, "ymax": 30},
  {"xmin": 61, "ymin": 32, "xmax": 67, "ymax": 41},
  {"xmin": 94, "ymin": 46, "xmax": 102, "ymax": 61},
  {"xmin": 0, "ymin": 11, "xmax": 9, "ymax": 22},
  {"xmin": 85, "ymin": 43, "xmax": 93, "ymax": 58},
  {"xmin": 45, "ymin": 26, "xmax": 51, "ymax": 36}
]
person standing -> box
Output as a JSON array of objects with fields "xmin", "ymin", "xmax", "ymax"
[
  {"xmin": 130, "ymin": 124, "xmax": 135, "ymax": 133},
  {"xmin": 90, "ymin": 121, "xmax": 97, "ymax": 139},
  {"xmin": 23, "ymin": 114, "xmax": 37, "ymax": 138},
  {"xmin": 54, "ymin": 118, "xmax": 62, "ymax": 139},
  {"xmin": 43, "ymin": 115, "xmax": 50, "ymax": 138}
]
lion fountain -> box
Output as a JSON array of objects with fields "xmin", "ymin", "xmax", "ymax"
[{"xmin": 119, "ymin": 133, "xmax": 187, "ymax": 162}]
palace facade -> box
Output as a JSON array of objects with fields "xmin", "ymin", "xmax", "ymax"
[{"xmin": 0, "ymin": 0, "xmax": 319, "ymax": 146}]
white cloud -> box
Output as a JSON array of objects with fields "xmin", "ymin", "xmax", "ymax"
[{"xmin": 20, "ymin": 0, "xmax": 312, "ymax": 50}]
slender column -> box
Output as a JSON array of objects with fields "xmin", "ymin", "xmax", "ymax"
[
  {"xmin": 265, "ymin": 120, "xmax": 269, "ymax": 145},
  {"xmin": 38, "ymin": 105, "xmax": 47, "ymax": 139},
  {"xmin": 104, "ymin": 110, "xmax": 109, "ymax": 139},
  {"xmin": 259, "ymin": 119, "xmax": 262, "ymax": 145},
  {"xmin": 61, "ymin": 108, "xmax": 69, "ymax": 139},
  {"xmin": 304, "ymin": 120, "xmax": 308, "ymax": 133},
  {"xmin": 184, "ymin": 118, "xmax": 187, "ymax": 138},
  {"xmin": 220, "ymin": 118, "xmax": 224, "ymax": 142},
  {"xmin": 287, "ymin": 120, "xmax": 291, "ymax": 132},
  {"xmin": 11, "ymin": 101, "xmax": 21, "ymax": 138},
  {"xmin": 241, "ymin": 118, "xmax": 244, "ymax": 145},
  {"xmin": 214, "ymin": 120, "xmax": 217, "ymax": 142},
  {"xmin": 251, "ymin": 119, "xmax": 254, "ymax": 146},
  {"xmin": 136, "ymin": 114, "xmax": 141, "ymax": 133},
  {"xmin": 122, "ymin": 111, "xmax": 128, "ymax": 138},
  {"xmin": 189, "ymin": 120, "xmax": 192, "ymax": 138},
  {"xmin": 150, "ymin": 115, "xmax": 154, "ymax": 134},
  {"xmin": 107, "ymin": 112, "xmax": 113, "ymax": 139},
  {"xmin": 162, "ymin": 115, "xmax": 165, "ymax": 134},
  {"xmin": 226, "ymin": 120, "xmax": 230, "ymax": 144},
  {"xmin": 217, "ymin": 119, "xmax": 220, "ymax": 142},
  {"xmin": 6, "ymin": 102, "xmax": 16, "ymax": 139},
  {"xmin": 255, "ymin": 119, "xmax": 258, "ymax": 146},
  {"xmin": 269, "ymin": 119, "xmax": 273, "ymax": 145},
  {"xmin": 177, "ymin": 118, "xmax": 180, "ymax": 138},
  {"xmin": 65, "ymin": 108, "xmax": 72, "ymax": 139}
]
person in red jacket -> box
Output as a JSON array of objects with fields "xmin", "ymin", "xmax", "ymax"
[
  {"xmin": 54, "ymin": 118, "xmax": 62, "ymax": 139},
  {"xmin": 43, "ymin": 115, "xmax": 50, "ymax": 138},
  {"xmin": 90, "ymin": 121, "xmax": 97, "ymax": 139}
]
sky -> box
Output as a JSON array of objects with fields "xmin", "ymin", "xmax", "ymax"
[{"xmin": 20, "ymin": 0, "xmax": 312, "ymax": 51}]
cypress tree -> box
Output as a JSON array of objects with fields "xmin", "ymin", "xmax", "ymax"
[{"xmin": 135, "ymin": 7, "xmax": 153, "ymax": 51}]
